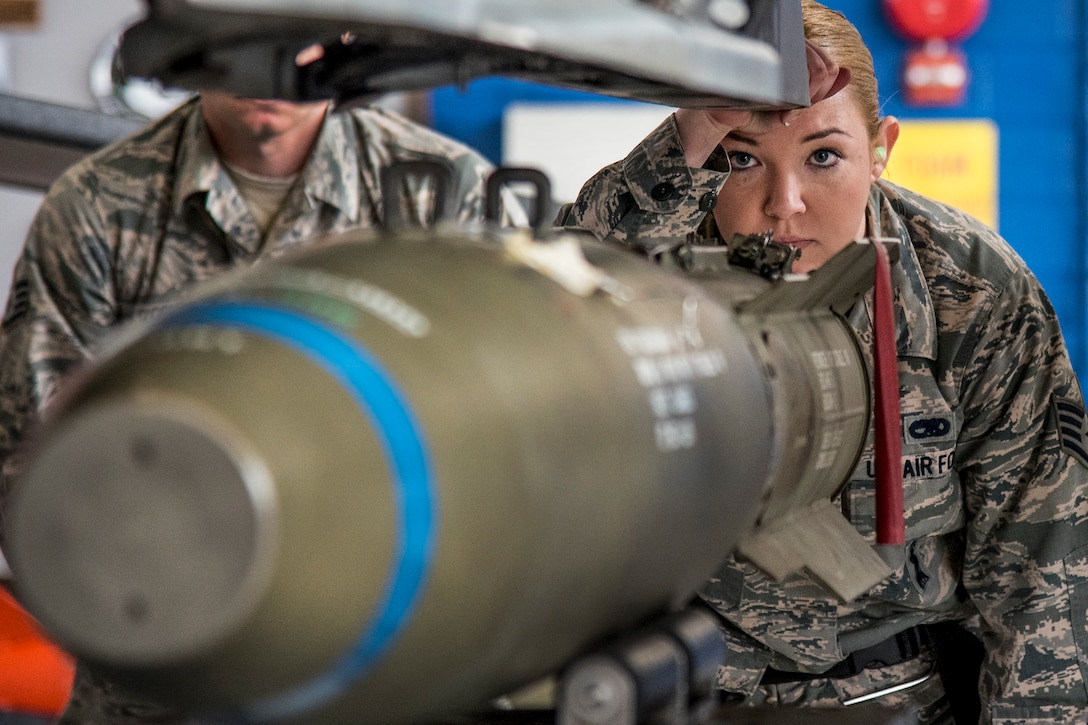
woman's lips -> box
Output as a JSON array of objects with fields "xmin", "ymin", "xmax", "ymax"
[{"xmin": 775, "ymin": 237, "xmax": 813, "ymax": 252}]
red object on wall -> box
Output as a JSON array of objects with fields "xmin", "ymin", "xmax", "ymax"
[
  {"xmin": 884, "ymin": 0, "xmax": 989, "ymax": 42},
  {"xmin": 0, "ymin": 587, "xmax": 75, "ymax": 716},
  {"xmin": 902, "ymin": 41, "xmax": 969, "ymax": 107},
  {"xmin": 883, "ymin": 0, "xmax": 988, "ymax": 108}
]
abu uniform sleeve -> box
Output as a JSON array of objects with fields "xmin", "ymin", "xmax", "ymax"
[
  {"xmin": 953, "ymin": 265, "xmax": 1088, "ymax": 722},
  {"xmin": 0, "ymin": 169, "xmax": 118, "ymax": 526},
  {"xmin": 564, "ymin": 114, "xmax": 728, "ymax": 245}
]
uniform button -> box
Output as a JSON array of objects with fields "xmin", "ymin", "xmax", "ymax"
[
  {"xmin": 698, "ymin": 191, "xmax": 718, "ymax": 211},
  {"xmin": 651, "ymin": 182, "xmax": 676, "ymax": 201}
]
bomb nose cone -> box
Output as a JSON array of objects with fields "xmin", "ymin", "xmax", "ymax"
[{"xmin": 8, "ymin": 398, "xmax": 278, "ymax": 666}]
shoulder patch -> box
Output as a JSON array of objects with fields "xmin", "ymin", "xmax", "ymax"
[{"xmin": 1053, "ymin": 397, "xmax": 1088, "ymax": 468}]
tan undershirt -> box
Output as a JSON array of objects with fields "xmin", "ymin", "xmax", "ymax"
[{"xmin": 223, "ymin": 161, "xmax": 299, "ymax": 237}]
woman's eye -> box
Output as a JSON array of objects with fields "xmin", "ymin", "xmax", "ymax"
[
  {"xmin": 810, "ymin": 148, "xmax": 842, "ymax": 167},
  {"xmin": 728, "ymin": 151, "xmax": 757, "ymax": 170}
]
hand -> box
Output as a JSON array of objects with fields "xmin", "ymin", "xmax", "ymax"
[
  {"xmin": 675, "ymin": 40, "xmax": 852, "ymax": 167},
  {"xmin": 781, "ymin": 40, "xmax": 852, "ymax": 126}
]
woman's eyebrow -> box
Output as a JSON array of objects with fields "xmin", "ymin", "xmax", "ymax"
[
  {"xmin": 802, "ymin": 128, "xmax": 850, "ymax": 143},
  {"xmin": 726, "ymin": 127, "xmax": 851, "ymax": 147},
  {"xmin": 727, "ymin": 132, "xmax": 759, "ymax": 146}
]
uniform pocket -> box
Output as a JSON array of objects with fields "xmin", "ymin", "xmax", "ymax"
[{"xmin": 1063, "ymin": 544, "xmax": 1088, "ymax": 690}]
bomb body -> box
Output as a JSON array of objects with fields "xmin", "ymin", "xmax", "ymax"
[{"xmin": 8, "ymin": 228, "xmax": 868, "ymax": 723}]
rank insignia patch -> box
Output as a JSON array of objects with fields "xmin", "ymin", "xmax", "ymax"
[{"xmin": 1053, "ymin": 397, "xmax": 1088, "ymax": 468}]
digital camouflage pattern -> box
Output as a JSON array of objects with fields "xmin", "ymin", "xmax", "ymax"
[
  {"xmin": 0, "ymin": 96, "xmax": 505, "ymax": 723},
  {"xmin": 566, "ymin": 114, "xmax": 1088, "ymax": 724}
]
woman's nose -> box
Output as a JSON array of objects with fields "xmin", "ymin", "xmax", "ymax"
[{"xmin": 763, "ymin": 172, "xmax": 805, "ymax": 219}]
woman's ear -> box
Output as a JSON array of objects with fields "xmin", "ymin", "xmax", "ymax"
[{"xmin": 872, "ymin": 116, "xmax": 900, "ymax": 181}]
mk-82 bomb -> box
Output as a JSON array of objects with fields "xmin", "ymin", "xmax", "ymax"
[{"xmin": 6, "ymin": 222, "xmax": 887, "ymax": 724}]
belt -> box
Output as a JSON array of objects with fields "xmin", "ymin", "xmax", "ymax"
[{"xmin": 760, "ymin": 625, "xmax": 929, "ymax": 685}]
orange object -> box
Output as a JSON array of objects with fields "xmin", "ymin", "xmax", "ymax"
[{"xmin": 0, "ymin": 587, "xmax": 74, "ymax": 716}]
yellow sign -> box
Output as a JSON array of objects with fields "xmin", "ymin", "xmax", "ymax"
[{"xmin": 884, "ymin": 119, "xmax": 999, "ymax": 230}]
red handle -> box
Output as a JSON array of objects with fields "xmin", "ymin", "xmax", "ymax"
[{"xmin": 872, "ymin": 241, "xmax": 904, "ymax": 546}]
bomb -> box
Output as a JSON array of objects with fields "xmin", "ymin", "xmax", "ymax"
[{"xmin": 6, "ymin": 224, "xmax": 874, "ymax": 724}]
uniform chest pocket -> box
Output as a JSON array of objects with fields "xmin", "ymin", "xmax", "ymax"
[{"xmin": 846, "ymin": 407, "xmax": 964, "ymax": 541}]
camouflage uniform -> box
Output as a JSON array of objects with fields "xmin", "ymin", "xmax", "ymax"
[
  {"xmin": 565, "ymin": 114, "xmax": 1088, "ymax": 724},
  {"xmin": 0, "ymin": 95, "xmax": 503, "ymax": 723}
]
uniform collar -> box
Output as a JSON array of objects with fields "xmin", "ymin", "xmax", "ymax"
[
  {"xmin": 868, "ymin": 181, "xmax": 938, "ymax": 361},
  {"xmin": 297, "ymin": 111, "xmax": 361, "ymax": 224},
  {"xmin": 173, "ymin": 97, "xmax": 232, "ymax": 210},
  {"xmin": 173, "ymin": 99, "xmax": 259, "ymax": 252}
]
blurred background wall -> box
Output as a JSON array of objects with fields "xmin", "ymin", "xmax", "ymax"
[{"xmin": 0, "ymin": 0, "xmax": 141, "ymax": 305}]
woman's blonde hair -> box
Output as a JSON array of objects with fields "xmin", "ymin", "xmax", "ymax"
[{"xmin": 802, "ymin": 0, "xmax": 881, "ymax": 140}]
